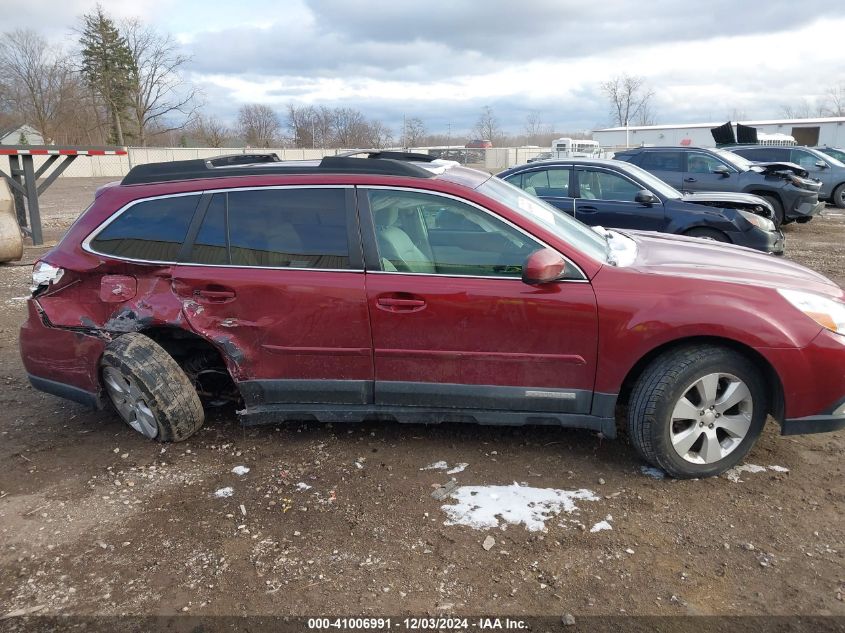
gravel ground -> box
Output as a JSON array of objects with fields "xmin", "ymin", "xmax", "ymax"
[{"xmin": 0, "ymin": 178, "xmax": 844, "ymax": 619}]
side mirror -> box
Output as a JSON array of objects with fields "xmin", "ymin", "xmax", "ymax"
[
  {"xmin": 635, "ymin": 189, "xmax": 658, "ymax": 205},
  {"xmin": 815, "ymin": 160, "xmax": 828, "ymax": 169},
  {"xmin": 713, "ymin": 166, "xmax": 731, "ymax": 177},
  {"xmin": 522, "ymin": 248, "xmax": 567, "ymax": 285}
]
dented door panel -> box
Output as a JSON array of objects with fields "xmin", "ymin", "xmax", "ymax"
[{"xmin": 171, "ymin": 265, "xmax": 374, "ymax": 386}]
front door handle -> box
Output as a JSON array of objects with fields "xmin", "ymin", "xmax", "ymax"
[
  {"xmin": 577, "ymin": 205, "xmax": 598, "ymax": 213},
  {"xmin": 684, "ymin": 177, "xmax": 697, "ymax": 183},
  {"xmin": 376, "ymin": 296, "xmax": 426, "ymax": 313}
]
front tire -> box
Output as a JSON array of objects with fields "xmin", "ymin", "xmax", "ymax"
[
  {"xmin": 684, "ymin": 227, "xmax": 730, "ymax": 242},
  {"xmin": 833, "ymin": 184, "xmax": 845, "ymax": 209},
  {"xmin": 101, "ymin": 333, "xmax": 205, "ymax": 442},
  {"xmin": 628, "ymin": 345, "xmax": 767, "ymax": 478}
]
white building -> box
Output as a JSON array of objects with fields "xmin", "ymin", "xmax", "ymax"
[
  {"xmin": 0, "ymin": 124, "xmax": 44, "ymax": 146},
  {"xmin": 593, "ymin": 117, "xmax": 845, "ymax": 149}
]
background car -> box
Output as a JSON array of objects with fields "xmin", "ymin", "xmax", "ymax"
[
  {"xmin": 614, "ymin": 146, "xmax": 824, "ymax": 225},
  {"xmin": 527, "ymin": 152, "xmax": 553, "ymax": 163},
  {"xmin": 496, "ymin": 158, "xmax": 783, "ymax": 253},
  {"xmin": 731, "ymin": 145, "xmax": 845, "ymax": 209}
]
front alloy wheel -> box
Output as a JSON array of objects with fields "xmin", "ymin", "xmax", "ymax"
[
  {"xmin": 670, "ymin": 373, "xmax": 753, "ymax": 464},
  {"xmin": 627, "ymin": 345, "xmax": 768, "ymax": 478}
]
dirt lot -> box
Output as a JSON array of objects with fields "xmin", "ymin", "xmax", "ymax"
[{"xmin": 1, "ymin": 178, "xmax": 844, "ymax": 620}]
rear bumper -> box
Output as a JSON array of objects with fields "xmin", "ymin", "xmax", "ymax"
[
  {"xmin": 27, "ymin": 374, "xmax": 102, "ymax": 409},
  {"xmin": 20, "ymin": 299, "xmax": 106, "ymax": 400}
]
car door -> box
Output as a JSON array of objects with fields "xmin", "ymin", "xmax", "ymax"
[
  {"xmin": 791, "ymin": 149, "xmax": 832, "ymax": 198},
  {"xmin": 573, "ymin": 166, "xmax": 666, "ymax": 231},
  {"xmin": 681, "ymin": 151, "xmax": 738, "ymax": 193},
  {"xmin": 502, "ymin": 167, "xmax": 575, "ymax": 215},
  {"xmin": 636, "ymin": 150, "xmax": 685, "ymax": 189},
  {"xmin": 171, "ymin": 186, "xmax": 375, "ymax": 408},
  {"xmin": 359, "ymin": 186, "xmax": 598, "ymax": 414}
]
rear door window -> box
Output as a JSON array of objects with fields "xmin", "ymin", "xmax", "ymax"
[
  {"xmin": 507, "ymin": 168, "xmax": 570, "ymax": 197},
  {"xmin": 185, "ymin": 188, "xmax": 352, "ymax": 269},
  {"xmin": 90, "ymin": 195, "xmax": 200, "ymax": 262},
  {"xmin": 639, "ymin": 151, "xmax": 683, "ymax": 172}
]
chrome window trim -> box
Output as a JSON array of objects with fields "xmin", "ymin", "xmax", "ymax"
[
  {"xmin": 81, "ymin": 185, "xmax": 362, "ymax": 271},
  {"xmin": 360, "ymin": 185, "xmax": 588, "ymax": 282}
]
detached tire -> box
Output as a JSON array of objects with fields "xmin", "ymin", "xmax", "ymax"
[
  {"xmin": 628, "ymin": 345, "xmax": 768, "ymax": 479},
  {"xmin": 101, "ymin": 333, "xmax": 204, "ymax": 442}
]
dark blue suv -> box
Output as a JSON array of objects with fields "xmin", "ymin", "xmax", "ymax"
[{"xmin": 497, "ymin": 158, "xmax": 783, "ymax": 254}]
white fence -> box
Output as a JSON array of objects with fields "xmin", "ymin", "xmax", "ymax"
[{"xmin": 11, "ymin": 146, "xmax": 579, "ymax": 179}]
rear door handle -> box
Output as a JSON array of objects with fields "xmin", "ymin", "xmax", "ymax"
[
  {"xmin": 195, "ymin": 288, "xmax": 236, "ymax": 302},
  {"xmin": 577, "ymin": 205, "xmax": 598, "ymax": 212},
  {"xmin": 376, "ymin": 296, "xmax": 426, "ymax": 312},
  {"xmin": 684, "ymin": 177, "xmax": 697, "ymax": 183}
]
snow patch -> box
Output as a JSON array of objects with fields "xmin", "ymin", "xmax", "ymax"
[
  {"xmin": 724, "ymin": 464, "xmax": 789, "ymax": 483},
  {"xmin": 231, "ymin": 466, "xmax": 250, "ymax": 476},
  {"xmin": 590, "ymin": 515, "xmax": 614, "ymax": 533},
  {"xmin": 640, "ymin": 466, "xmax": 666, "ymax": 480},
  {"xmin": 441, "ymin": 483, "xmax": 598, "ymax": 532},
  {"xmin": 421, "ymin": 461, "xmax": 468, "ymax": 474},
  {"xmin": 214, "ymin": 487, "xmax": 234, "ymax": 498}
]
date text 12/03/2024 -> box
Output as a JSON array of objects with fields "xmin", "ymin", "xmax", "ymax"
[{"xmin": 307, "ymin": 618, "xmax": 529, "ymax": 630}]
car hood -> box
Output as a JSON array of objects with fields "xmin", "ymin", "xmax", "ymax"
[
  {"xmin": 749, "ymin": 161, "xmax": 810, "ymax": 178},
  {"xmin": 623, "ymin": 230, "xmax": 842, "ymax": 297}
]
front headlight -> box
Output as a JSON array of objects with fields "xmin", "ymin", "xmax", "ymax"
[
  {"xmin": 778, "ymin": 289, "xmax": 845, "ymax": 335},
  {"xmin": 738, "ymin": 210, "xmax": 776, "ymax": 232}
]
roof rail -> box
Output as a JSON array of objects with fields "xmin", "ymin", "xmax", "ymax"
[{"xmin": 121, "ymin": 151, "xmax": 437, "ymax": 185}]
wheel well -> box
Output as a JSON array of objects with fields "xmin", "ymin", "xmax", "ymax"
[
  {"xmin": 138, "ymin": 327, "xmax": 241, "ymax": 406},
  {"xmin": 615, "ymin": 335, "xmax": 785, "ymax": 423},
  {"xmin": 748, "ymin": 190, "xmax": 780, "ymax": 205}
]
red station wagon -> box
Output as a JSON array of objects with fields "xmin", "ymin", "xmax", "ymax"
[{"xmin": 19, "ymin": 152, "xmax": 845, "ymax": 478}]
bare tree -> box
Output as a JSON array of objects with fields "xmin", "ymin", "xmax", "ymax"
[
  {"xmin": 123, "ymin": 19, "xmax": 199, "ymax": 146},
  {"xmin": 523, "ymin": 111, "xmax": 554, "ymax": 143},
  {"xmin": 238, "ymin": 104, "xmax": 280, "ymax": 147},
  {"xmin": 0, "ymin": 29, "xmax": 76, "ymax": 143},
  {"xmin": 600, "ymin": 74, "xmax": 656, "ymax": 127},
  {"xmin": 779, "ymin": 98, "xmax": 824, "ymax": 119},
  {"xmin": 403, "ymin": 116, "xmax": 425, "ymax": 147},
  {"xmin": 190, "ymin": 114, "xmax": 230, "ymax": 147},
  {"xmin": 366, "ymin": 119, "xmax": 393, "ymax": 148},
  {"xmin": 474, "ymin": 105, "xmax": 501, "ymax": 142},
  {"xmin": 286, "ymin": 103, "xmax": 316, "ymax": 147},
  {"xmin": 822, "ymin": 84, "xmax": 845, "ymax": 117},
  {"xmin": 332, "ymin": 107, "xmax": 369, "ymax": 147}
]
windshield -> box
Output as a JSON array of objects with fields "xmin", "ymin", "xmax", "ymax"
[
  {"xmin": 477, "ymin": 176, "xmax": 609, "ymax": 263},
  {"xmin": 615, "ymin": 161, "xmax": 683, "ymax": 199},
  {"xmin": 713, "ymin": 148, "xmax": 754, "ymax": 171}
]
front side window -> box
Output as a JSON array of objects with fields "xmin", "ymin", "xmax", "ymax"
[
  {"xmin": 91, "ymin": 195, "xmax": 200, "ymax": 261},
  {"xmin": 185, "ymin": 188, "xmax": 350, "ymax": 269},
  {"xmin": 791, "ymin": 149, "xmax": 823, "ymax": 170},
  {"xmin": 577, "ymin": 168, "xmax": 641, "ymax": 202},
  {"xmin": 368, "ymin": 189, "xmax": 543, "ymax": 277},
  {"xmin": 686, "ymin": 153, "xmax": 727, "ymax": 174}
]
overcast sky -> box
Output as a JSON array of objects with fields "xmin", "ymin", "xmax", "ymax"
[{"xmin": 5, "ymin": 0, "xmax": 845, "ymax": 137}]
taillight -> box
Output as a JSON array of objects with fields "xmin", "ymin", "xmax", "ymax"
[{"xmin": 31, "ymin": 261, "xmax": 64, "ymax": 296}]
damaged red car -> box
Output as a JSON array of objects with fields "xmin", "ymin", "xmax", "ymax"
[{"xmin": 19, "ymin": 152, "xmax": 845, "ymax": 478}]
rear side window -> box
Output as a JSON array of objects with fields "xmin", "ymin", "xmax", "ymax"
[
  {"xmin": 186, "ymin": 188, "xmax": 350, "ymax": 269},
  {"xmin": 639, "ymin": 151, "xmax": 683, "ymax": 172},
  {"xmin": 90, "ymin": 195, "xmax": 199, "ymax": 261}
]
